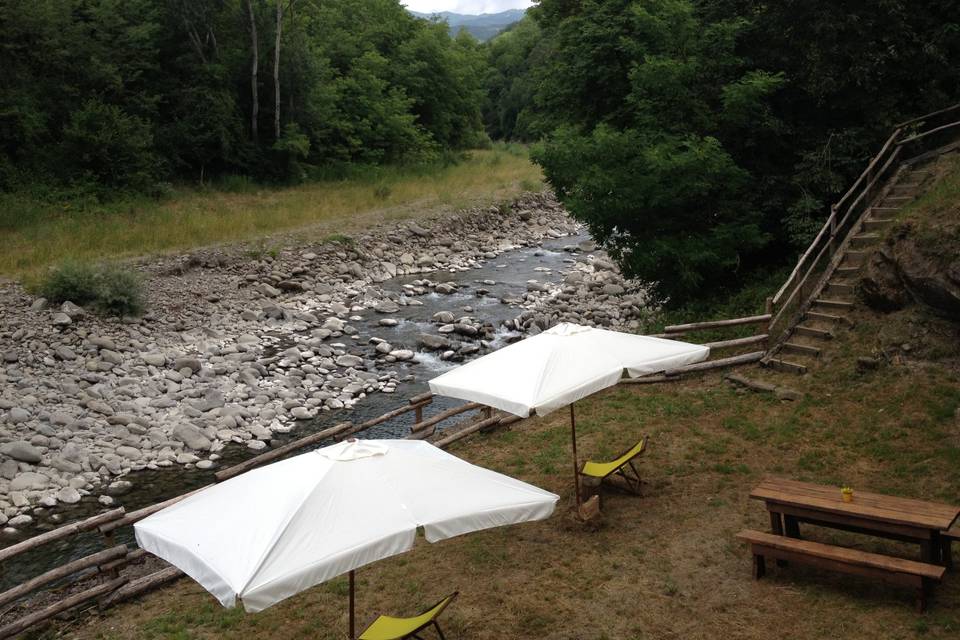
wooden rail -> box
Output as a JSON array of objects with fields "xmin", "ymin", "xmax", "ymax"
[
  {"xmin": 664, "ymin": 314, "xmax": 771, "ymax": 334},
  {"xmin": 767, "ymin": 102, "xmax": 960, "ymax": 353},
  {"xmin": 214, "ymin": 421, "xmax": 353, "ymax": 482},
  {"xmin": 0, "ymin": 311, "xmax": 788, "ymax": 634}
]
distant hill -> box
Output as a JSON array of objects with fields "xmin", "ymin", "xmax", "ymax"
[{"xmin": 410, "ymin": 8, "xmax": 525, "ymax": 41}]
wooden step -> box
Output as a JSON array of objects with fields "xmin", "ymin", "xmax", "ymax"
[
  {"xmin": 825, "ymin": 282, "xmax": 855, "ymax": 297},
  {"xmin": 834, "ymin": 265, "xmax": 860, "ymax": 278},
  {"xmin": 892, "ymin": 182, "xmax": 921, "ymax": 191},
  {"xmin": 765, "ymin": 357, "xmax": 808, "ymax": 375},
  {"xmin": 862, "ymin": 218, "xmax": 894, "ymax": 232},
  {"xmin": 782, "ymin": 342, "xmax": 821, "ymax": 358},
  {"xmin": 871, "ymin": 206, "xmax": 901, "ymax": 214},
  {"xmin": 805, "ymin": 311, "xmax": 845, "ymax": 324},
  {"xmin": 842, "ymin": 250, "xmax": 868, "ymax": 266},
  {"xmin": 850, "ymin": 233, "xmax": 881, "ymax": 248},
  {"xmin": 794, "ymin": 325, "xmax": 834, "ymax": 340},
  {"xmin": 813, "ymin": 298, "xmax": 854, "ymax": 311},
  {"xmin": 882, "ymin": 196, "xmax": 913, "ymax": 205}
]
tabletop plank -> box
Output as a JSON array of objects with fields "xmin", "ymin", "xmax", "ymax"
[
  {"xmin": 750, "ymin": 477, "xmax": 960, "ymax": 531},
  {"xmin": 758, "ymin": 477, "xmax": 957, "ymax": 518}
]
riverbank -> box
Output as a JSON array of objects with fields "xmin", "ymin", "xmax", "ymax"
[
  {"xmin": 59, "ymin": 322, "xmax": 960, "ymax": 639},
  {"xmin": 1, "ymin": 147, "xmax": 543, "ymax": 278},
  {"xmin": 0, "ymin": 190, "xmax": 656, "ymax": 540}
]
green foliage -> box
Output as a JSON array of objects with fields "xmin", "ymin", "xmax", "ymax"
[
  {"xmin": 39, "ymin": 261, "xmax": 146, "ymax": 316},
  {"xmin": 38, "ymin": 261, "xmax": 102, "ymax": 307},
  {"xmin": 0, "ymin": 0, "xmax": 491, "ymax": 194},
  {"xmin": 487, "ymin": 0, "xmax": 960, "ymax": 307}
]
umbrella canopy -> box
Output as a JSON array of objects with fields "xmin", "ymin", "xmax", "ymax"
[
  {"xmin": 429, "ymin": 323, "xmax": 710, "ymax": 417},
  {"xmin": 135, "ymin": 439, "xmax": 558, "ymax": 613}
]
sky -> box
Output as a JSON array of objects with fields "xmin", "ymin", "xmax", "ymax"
[{"xmin": 403, "ymin": 1, "xmax": 534, "ymax": 15}]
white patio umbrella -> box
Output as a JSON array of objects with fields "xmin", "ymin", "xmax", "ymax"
[
  {"xmin": 135, "ymin": 439, "xmax": 557, "ymax": 638},
  {"xmin": 429, "ymin": 323, "xmax": 709, "ymax": 506}
]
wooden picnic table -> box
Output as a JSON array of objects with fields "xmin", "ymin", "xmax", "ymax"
[{"xmin": 750, "ymin": 477, "xmax": 960, "ymax": 565}]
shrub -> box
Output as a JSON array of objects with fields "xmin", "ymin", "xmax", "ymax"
[
  {"xmin": 94, "ymin": 265, "xmax": 146, "ymax": 317},
  {"xmin": 40, "ymin": 261, "xmax": 146, "ymax": 317},
  {"xmin": 39, "ymin": 261, "xmax": 101, "ymax": 307}
]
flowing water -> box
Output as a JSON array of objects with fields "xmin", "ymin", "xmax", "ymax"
[{"xmin": 0, "ymin": 231, "xmax": 592, "ymax": 586}]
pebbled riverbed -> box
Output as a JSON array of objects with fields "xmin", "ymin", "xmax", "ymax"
[{"xmin": 0, "ymin": 192, "xmax": 654, "ymax": 582}]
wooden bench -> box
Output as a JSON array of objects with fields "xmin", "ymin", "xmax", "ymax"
[{"xmin": 736, "ymin": 530, "xmax": 946, "ymax": 611}]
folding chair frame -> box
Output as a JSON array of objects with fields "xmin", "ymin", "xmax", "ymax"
[
  {"xmin": 579, "ymin": 436, "xmax": 648, "ymax": 497},
  {"xmin": 360, "ymin": 591, "xmax": 459, "ymax": 640}
]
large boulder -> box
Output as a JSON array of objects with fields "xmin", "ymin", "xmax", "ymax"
[
  {"xmin": 860, "ymin": 226, "xmax": 960, "ymax": 318},
  {"xmin": 1, "ymin": 441, "xmax": 42, "ymax": 463},
  {"xmin": 172, "ymin": 423, "xmax": 212, "ymax": 451}
]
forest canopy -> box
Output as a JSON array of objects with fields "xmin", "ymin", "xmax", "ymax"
[
  {"xmin": 0, "ymin": 0, "xmax": 488, "ymax": 193},
  {"xmin": 485, "ymin": 0, "xmax": 960, "ymax": 304}
]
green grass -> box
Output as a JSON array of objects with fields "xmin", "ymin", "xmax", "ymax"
[{"xmin": 0, "ymin": 147, "xmax": 543, "ymax": 278}]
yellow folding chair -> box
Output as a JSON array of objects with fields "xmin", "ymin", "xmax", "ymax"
[
  {"xmin": 579, "ymin": 436, "xmax": 648, "ymax": 496},
  {"xmin": 358, "ymin": 592, "xmax": 458, "ymax": 640}
]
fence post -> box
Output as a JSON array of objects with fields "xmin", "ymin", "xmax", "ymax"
[{"xmin": 829, "ymin": 204, "xmax": 839, "ymax": 256}]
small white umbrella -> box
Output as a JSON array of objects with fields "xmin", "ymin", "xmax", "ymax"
[
  {"xmin": 429, "ymin": 323, "xmax": 709, "ymax": 505},
  {"xmin": 135, "ymin": 439, "xmax": 557, "ymax": 637}
]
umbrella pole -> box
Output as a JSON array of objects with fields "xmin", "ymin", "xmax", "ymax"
[
  {"xmin": 570, "ymin": 403, "xmax": 581, "ymax": 508},
  {"xmin": 349, "ymin": 569, "xmax": 355, "ymax": 639}
]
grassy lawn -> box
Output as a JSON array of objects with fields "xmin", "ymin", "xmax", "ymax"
[
  {"xmin": 57, "ymin": 304, "xmax": 960, "ymax": 640},
  {"xmin": 0, "ymin": 146, "xmax": 543, "ymax": 279}
]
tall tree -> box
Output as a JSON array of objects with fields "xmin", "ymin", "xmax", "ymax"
[
  {"xmin": 273, "ymin": 0, "xmax": 284, "ymax": 140},
  {"xmin": 246, "ymin": 0, "xmax": 259, "ymax": 142}
]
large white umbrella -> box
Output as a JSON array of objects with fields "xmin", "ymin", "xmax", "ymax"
[
  {"xmin": 135, "ymin": 439, "xmax": 558, "ymax": 637},
  {"xmin": 429, "ymin": 323, "xmax": 709, "ymax": 505}
]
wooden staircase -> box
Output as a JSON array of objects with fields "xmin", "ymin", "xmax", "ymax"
[{"xmin": 765, "ymin": 165, "xmax": 933, "ymax": 374}]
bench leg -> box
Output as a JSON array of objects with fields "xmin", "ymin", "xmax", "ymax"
[
  {"xmin": 752, "ymin": 553, "xmax": 766, "ymax": 580},
  {"xmin": 942, "ymin": 537, "xmax": 953, "ymax": 570},
  {"xmin": 769, "ymin": 513, "xmax": 788, "ymax": 567},
  {"xmin": 916, "ymin": 579, "xmax": 928, "ymax": 613}
]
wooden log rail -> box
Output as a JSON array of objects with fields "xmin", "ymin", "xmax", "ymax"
[
  {"xmin": 0, "ymin": 313, "xmax": 773, "ymax": 635},
  {"xmin": 0, "ymin": 576, "xmax": 129, "ymax": 640},
  {"xmin": 767, "ymin": 102, "xmax": 960, "ymax": 351},
  {"xmin": 663, "ymin": 314, "xmax": 771, "ymax": 335},
  {"xmin": 410, "ymin": 402, "xmax": 483, "ymax": 433}
]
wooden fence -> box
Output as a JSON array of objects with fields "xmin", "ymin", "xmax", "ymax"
[
  {"xmin": 766, "ymin": 102, "xmax": 960, "ymax": 352},
  {"xmin": 0, "ymin": 317, "xmax": 776, "ymax": 637},
  {"xmin": 9, "ymin": 102, "xmax": 960, "ymax": 632}
]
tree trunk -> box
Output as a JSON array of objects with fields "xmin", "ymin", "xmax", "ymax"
[
  {"xmin": 274, "ymin": 0, "xmax": 283, "ymax": 140},
  {"xmin": 247, "ymin": 0, "xmax": 259, "ymax": 142}
]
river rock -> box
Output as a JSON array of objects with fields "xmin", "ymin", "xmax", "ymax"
[
  {"xmin": 100, "ymin": 349, "xmax": 124, "ymax": 365},
  {"xmin": 5, "ymin": 407, "xmax": 29, "ymax": 424},
  {"xmin": 1, "ymin": 441, "xmax": 42, "ymax": 463},
  {"xmin": 418, "ymin": 334, "xmax": 450, "ymax": 350},
  {"xmin": 55, "ymin": 346, "xmax": 78, "ymax": 361},
  {"xmin": 192, "ymin": 390, "xmax": 225, "ymax": 412},
  {"xmin": 51, "ymin": 457, "xmax": 82, "ymax": 473},
  {"xmin": 173, "ymin": 423, "xmax": 212, "ymax": 451},
  {"xmin": 61, "ymin": 301, "xmax": 86, "ymax": 317},
  {"xmin": 142, "ymin": 352, "xmax": 166, "ymax": 366},
  {"xmin": 9, "ymin": 515, "xmax": 33, "ymax": 527},
  {"xmin": 57, "ymin": 486, "xmax": 82, "ymax": 504},
  {"xmin": 86, "ymin": 400, "xmax": 114, "ymax": 416},
  {"xmin": 335, "ymin": 354, "xmax": 363, "ymax": 368},
  {"xmin": 375, "ymin": 300, "xmax": 399, "ymax": 314},
  {"xmin": 52, "ymin": 312, "xmax": 72, "ymax": 326},
  {"xmin": 174, "ymin": 356, "xmax": 202, "ymax": 373},
  {"xmin": 10, "ymin": 472, "xmax": 49, "ymax": 491}
]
